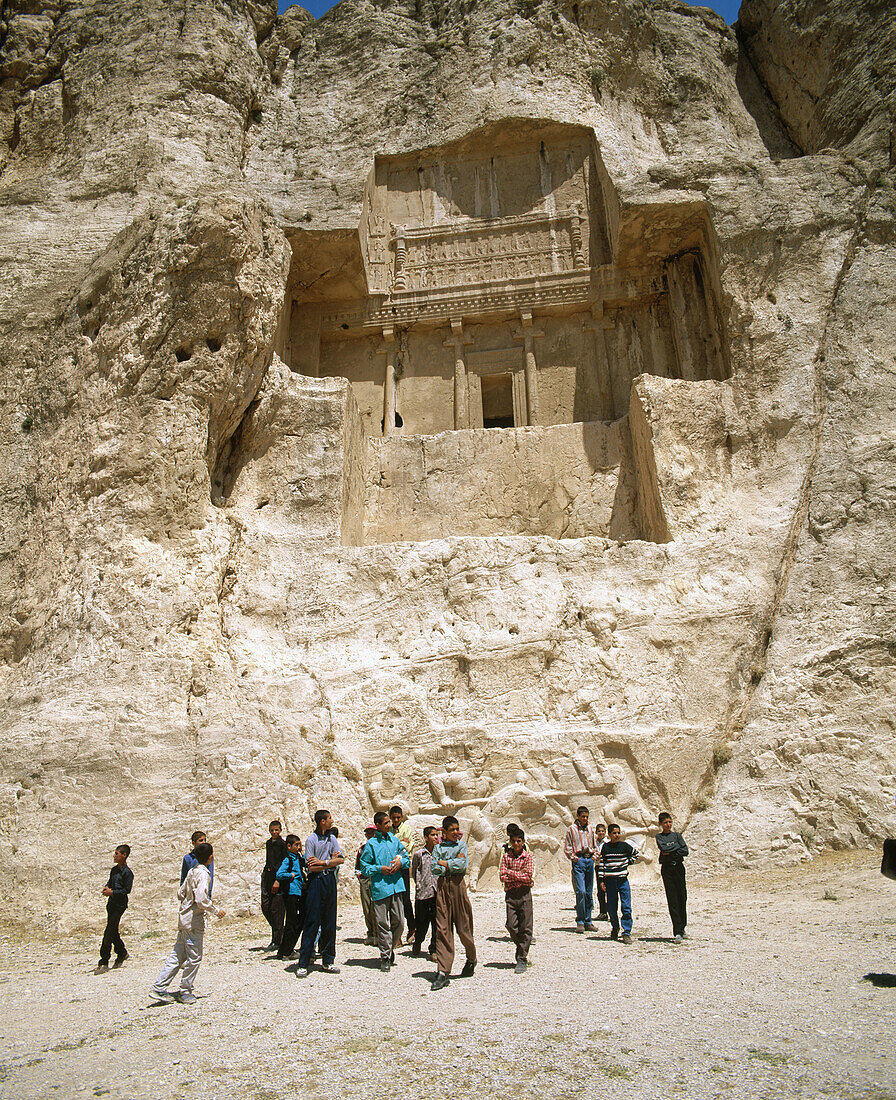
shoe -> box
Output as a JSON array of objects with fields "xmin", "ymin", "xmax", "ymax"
[
  {"xmin": 610, "ymin": 928, "xmax": 619, "ymax": 940},
  {"xmin": 365, "ymin": 936, "xmax": 376, "ymax": 947},
  {"xmin": 575, "ymin": 923, "xmax": 585, "ymax": 932},
  {"xmin": 460, "ymin": 959, "xmax": 476, "ymax": 978},
  {"xmin": 514, "ymin": 960, "xmax": 527, "ymax": 974},
  {"xmin": 681, "ymin": 931, "xmax": 689, "ymax": 939},
  {"xmin": 431, "ymin": 972, "xmax": 450, "ymax": 991},
  {"xmin": 322, "ymin": 963, "xmax": 340, "ymax": 974},
  {"xmin": 596, "ymin": 914, "xmax": 609, "ymax": 922},
  {"xmin": 406, "ymin": 932, "xmax": 416, "ymax": 945},
  {"xmin": 427, "ymin": 952, "xmax": 437, "ymax": 963},
  {"xmin": 149, "ymin": 987, "xmax": 174, "ymax": 1001},
  {"xmin": 621, "ymin": 933, "xmax": 632, "ymax": 945},
  {"xmin": 380, "ymin": 960, "xmax": 391, "ymax": 972},
  {"xmin": 93, "ymin": 964, "xmax": 109, "ymax": 975},
  {"xmin": 112, "ymin": 953, "xmax": 129, "ymax": 968},
  {"xmin": 266, "ymin": 941, "xmax": 277, "ymax": 950},
  {"xmin": 411, "ymin": 946, "xmax": 421, "ymax": 957},
  {"xmin": 584, "ymin": 923, "xmax": 596, "ymax": 932},
  {"xmin": 295, "ymin": 967, "xmax": 309, "ymax": 978},
  {"xmin": 673, "ymin": 934, "xmax": 683, "ymax": 943},
  {"xmin": 176, "ymin": 990, "xmax": 197, "ymax": 1004}
]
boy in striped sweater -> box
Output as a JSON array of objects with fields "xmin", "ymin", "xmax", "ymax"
[{"xmin": 597, "ymin": 824, "xmax": 640, "ymax": 944}]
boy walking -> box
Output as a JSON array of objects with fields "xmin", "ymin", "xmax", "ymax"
[
  {"xmin": 95, "ymin": 844, "xmax": 133, "ymax": 974},
  {"xmin": 410, "ymin": 826, "xmax": 439, "ymax": 958},
  {"xmin": 360, "ymin": 811, "xmax": 410, "ymax": 972},
  {"xmin": 499, "ymin": 830, "xmax": 534, "ymax": 974},
  {"xmin": 275, "ymin": 834, "xmax": 305, "ymax": 960},
  {"xmin": 430, "ymin": 815, "xmax": 477, "ymax": 991},
  {"xmin": 261, "ymin": 820, "xmax": 287, "ymax": 950},
  {"xmin": 564, "ymin": 806, "xmax": 598, "ymax": 931},
  {"xmin": 655, "ymin": 812, "xmax": 689, "ymax": 942},
  {"xmin": 355, "ymin": 824, "xmax": 378, "ymax": 946},
  {"xmin": 150, "ymin": 842, "xmax": 224, "ymax": 1004},
  {"xmin": 296, "ymin": 810, "xmax": 344, "ymax": 977},
  {"xmin": 597, "ymin": 824, "xmax": 640, "ymax": 944}
]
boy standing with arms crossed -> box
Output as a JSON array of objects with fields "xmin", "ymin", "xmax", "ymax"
[
  {"xmin": 430, "ymin": 815, "xmax": 477, "ymax": 991},
  {"xmin": 296, "ymin": 809, "xmax": 344, "ymax": 977},
  {"xmin": 499, "ymin": 829, "xmax": 534, "ymax": 974}
]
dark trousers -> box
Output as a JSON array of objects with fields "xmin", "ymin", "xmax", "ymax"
[
  {"xmin": 413, "ymin": 895, "xmax": 436, "ymax": 954},
  {"xmin": 661, "ymin": 861, "xmax": 687, "ymax": 936},
  {"xmin": 278, "ymin": 894, "xmax": 305, "ymax": 958},
  {"xmin": 400, "ymin": 867, "xmax": 415, "ymax": 934},
  {"xmin": 100, "ymin": 900, "xmax": 127, "ymax": 964},
  {"xmin": 261, "ymin": 870, "xmax": 285, "ymax": 946},
  {"xmin": 505, "ymin": 887, "xmax": 533, "ymax": 961},
  {"xmin": 299, "ymin": 873, "xmax": 337, "ymax": 967}
]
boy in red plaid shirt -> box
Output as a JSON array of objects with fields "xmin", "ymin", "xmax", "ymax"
[{"xmin": 499, "ymin": 830, "xmax": 534, "ymax": 974}]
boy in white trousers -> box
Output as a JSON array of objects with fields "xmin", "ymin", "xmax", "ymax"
[{"xmin": 150, "ymin": 842, "xmax": 225, "ymax": 1004}]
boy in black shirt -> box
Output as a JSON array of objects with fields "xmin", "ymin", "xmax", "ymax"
[
  {"xmin": 261, "ymin": 820, "xmax": 288, "ymax": 950},
  {"xmin": 95, "ymin": 845, "xmax": 133, "ymax": 974},
  {"xmin": 655, "ymin": 812, "xmax": 689, "ymax": 942}
]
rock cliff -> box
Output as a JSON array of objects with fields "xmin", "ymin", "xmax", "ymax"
[{"xmin": 0, "ymin": 0, "xmax": 893, "ymax": 927}]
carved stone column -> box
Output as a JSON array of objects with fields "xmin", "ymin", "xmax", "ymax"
[
  {"xmin": 570, "ymin": 205, "xmax": 587, "ymax": 269},
  {"xmin": 393, "ymin": 226, "xmax": 408, "ymax": 292},
  {"xmin": 444, "ymin": 317, "xmax": 474, "ymax": 430},
  {"xmin": 583, "ymin": 304, "xmax": 616, "ymax": 421},
  {"xmin": 512, "ymin": 311, "xmax": 544, "ymax": 426},
  {"xmin": 380, "ymin": 325, "xmax": 397, "ymax": 436}
]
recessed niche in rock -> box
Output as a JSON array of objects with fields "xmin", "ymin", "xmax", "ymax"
[{"xmin": 280, "ymin": 120, "xmax": 732, "ymax": 545}]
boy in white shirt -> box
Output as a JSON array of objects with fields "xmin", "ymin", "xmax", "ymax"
[{"xmin": 150, "ymin": 842, "xmax": 225, "ymax": 1004}]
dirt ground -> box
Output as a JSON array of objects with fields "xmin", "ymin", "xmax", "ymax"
[{"xmin": 1, "ymin": 850, "xmax": 894, "ymax": 1100}]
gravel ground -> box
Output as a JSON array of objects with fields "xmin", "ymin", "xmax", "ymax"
[{"xmin": 1, "ymin": 851, "xmax": 894, "ymax": 1100}]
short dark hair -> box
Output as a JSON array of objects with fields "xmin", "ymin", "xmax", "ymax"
[
  {"xmin": 314, "ymin": 809, "xmax": 331, "ymax": 827},
  {"xmin": 389, "ymin": 805, "xmax": 403, "ymax": 816},
  {"xmin": 658, "ymin": 812, "xmax": 672, "ymax": 823},
  {"xmin": 576, "ymin": 806, "xmax": 589, "ymax": 816},
  {"xmin": 442, "ymin": 815, "xmax": 459, "ymax": 829},
  {"xmin": 269, "ymin": 820, "xmax": 282, "ymax": 828},
  {"xmin": 191, "ymin": 830, "xmax": 206, "ymax": 844},
  {"xmin": 285, "ymin": 834, "xmax": 300, "ymax": 846},
  {"xmin": 595, "ymin": 821, "xmax": 606, "ymax": 831},
  {"xmin": 607, "ymin": 823, "xmax": 620, "ymax": 834},
  {"xmin": 506, "ymin": 823, "xmax": 522, "ymax": 837},
  {"xmin": 373, "ymin": 811, "xmax": 389, "ymax": 826},
  {"xmin": 115, "ymin": 844, "xmax": 130, "ymax": 857},
  {"xmin": 193, "ymin": 842, "xmax": 213, "ymax": 864},
  {"xmin": 423, "ymin": 825, "xmax": 437, "ymax": 838}
]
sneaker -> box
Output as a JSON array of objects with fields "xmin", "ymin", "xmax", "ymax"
[
  {"xmin": 575, "ymin": 923, "xmax": 585, "ymax": 933},
  {"xmin": 460, "ymin": 959, "xmax": 476, "ymax": 978},
  {"xmin": 149, "ymin": 986, "xmax": 174, "ymax": 1001},
  {"xmin": 596, "ymin": 913, "xmax": 610, "ymax": 922},
  {"xmin": 277, "ymin": 951, "xmax": 299, "ymax": 961},
  {"xmin": 112, "ymin": 953, "xmax": 129, "ymax": 968},
  {"xmin": 673, "ymin": 934, "xmax": 683, "ymax": 943},
  {"xmin": 321, "ymin": 963, "xmax": 340, "ymax": 974},
  {"xmin": 380, "ymin": 959, "xmax": 391, "ymax": 973},
  {"xmin": 584, "ymin": 923, "xmax": 596, "ymax": 932},
  {"xmin": 610, "ymin": 928, "xmax": 619, "ymax": 940},
  {"xmin": 621, "ymin": 933, "xmax": 632, "ymax": 945},
  {"xmin": 411, "ymin": 946, "xmax": 421, "ymax": 957},
  {"xmin": 93, "ymin": 964, "xmax": 109, "ymax": 975},
  {"xmin": 431, "ymin": 972, "xmax": 450, "ymax": 991},
  {"xmin": 681, "ymin": 931, "xmax": 689, "ymax": 939},
  {"xmin": 514, "ymin": 960, "xmax": 527, "ymax": 974},
  {"xmin": 265, "ymin": 941, "xmax": 277, "ymax": 950},
  {"xmin": 294, "ymin": 967, "xmax": 309, "ymax": 978},
  {"xmin": 176, "ymin": 990, "xmax": 197, "ymax": 1004},
  {"xmin": 365, "ymin": 936, "xmax": 376, "ymax": 947}
]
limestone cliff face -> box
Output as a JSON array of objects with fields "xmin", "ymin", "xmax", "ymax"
[{"xmin": 0, "ymin": 0, "xmax": 893, "ymax": 927}]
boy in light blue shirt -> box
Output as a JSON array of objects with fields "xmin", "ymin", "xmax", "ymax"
[
  {"xmin": 360, "ymin": 810, "xmax": 410, "ymax": 972},
  {"xmin": 430, "ymin": 815, "xmax": 477, "ymax": 990},
  {"xmin": 275, "ymin": 834, "xmax": 305, "ymax": 961}
]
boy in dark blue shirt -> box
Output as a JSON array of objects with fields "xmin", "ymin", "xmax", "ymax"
[{"xmin": 95, "ymin": 845, "xmax": 133, "ymax": 974}]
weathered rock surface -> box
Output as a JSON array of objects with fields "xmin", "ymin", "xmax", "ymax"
[{"xmin": 0, "ymin": 0, "xmax": 894, "ymax": 926}]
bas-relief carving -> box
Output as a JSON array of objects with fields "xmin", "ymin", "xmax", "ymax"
[{"xmin": 361, "ymin": 736, "xmax": 656, "ymax": 888}]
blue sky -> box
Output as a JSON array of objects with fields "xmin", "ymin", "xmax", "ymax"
[{"xmin": 279, "ymin": 0, "xmax": 741, "ymax": 25}]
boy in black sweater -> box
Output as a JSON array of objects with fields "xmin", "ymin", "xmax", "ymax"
[
  {"xmin": 655, "ymin": 812, "xmax": 689, "ymax": 942},
  {"xmin": 597, "ymin": 825, "xmax": 639, "ymax": 944},
  {"xmin": 95, "ymin": 845, "xmax": 133, "ymax": 974}
]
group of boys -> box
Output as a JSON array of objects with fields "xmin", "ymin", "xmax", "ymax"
[
  {"xmin": 564, "ymin": 807, "xmax": 689, "ymax": 943},
  {"xmin": 94, "ymin": 803, "xmax": 688, "ymax": 1002}
]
